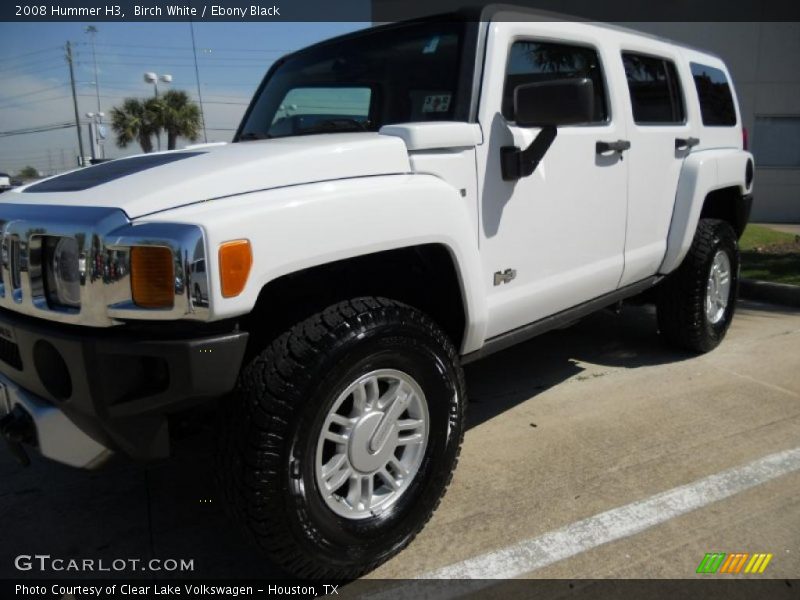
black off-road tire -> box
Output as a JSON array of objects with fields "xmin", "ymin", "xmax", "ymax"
[
  {"xmin": 217, "ymin": 297, "xmax": 466, "ymax": 579},
  {"xmin": 657, "ymin": 218, "xmax": 740, "ymax": 353}
]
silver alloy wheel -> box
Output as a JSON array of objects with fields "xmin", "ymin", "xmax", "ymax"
[
  {"xmin": 315, "ymin": 369, "xmax": 429, "ymax": 520},
  {"xmin": 706, "ymin": 249, "xmax": 732, "ymax": 324}
]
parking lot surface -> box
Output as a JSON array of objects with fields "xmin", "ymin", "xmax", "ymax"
[{"xmin": 1, "ymin": 300, "xmax": 798, "ymax": 580}]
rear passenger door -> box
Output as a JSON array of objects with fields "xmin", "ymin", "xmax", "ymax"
[{"xmin": 616, "ymin": 46, "xmax": 699, "ymax": 286}]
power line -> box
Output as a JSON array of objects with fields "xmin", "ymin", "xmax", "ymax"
[
  {"xmin": 0, "ymin": 83, "xmax": 67, "ymax": 102},
  {"xmin": 77, "ymin": 59, "xmax": 269, "ymax": 69},
  {"xmin": 1, "ymin": 45, "xmax": 62, "ymax": 63},
  {"xmin": 83, "ymin": 41, "xmax": 286, "ymax": 53},
  {"xmin": 69, "ymin": 49, "xmax": 283, "ymax": 65},
  {"xmin": 0, "ymin": 95, "xmax": 72, "ymax": 110},
  {"xmin": 0, "ymin": 122, "xmax": 74, "ymax": 137},
  {"xmin": 77, "ymin": 93, "xmax": 249, "ymax": 107},
  {"xmin": 201, "ymin": 100, "xmax": 249, "ymax": 106},
  {"xmin": 73, "ymin": 49, "xmax": 282, "ymax": 62},
  {"xmin": 0, "ymin": 53, "xmax": 65, "ymax": 74},
  {"xmin": 15, "ymin": 64, "xmax": 66, "ymax": 74}
]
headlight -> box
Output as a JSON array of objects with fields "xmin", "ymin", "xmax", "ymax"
[{"xmin": 44, "ymin": 237, "xmax": 81, "ymax": 309}]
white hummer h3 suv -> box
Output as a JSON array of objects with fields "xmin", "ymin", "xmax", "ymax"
[{"xmin": 0, "ymin": 7, "xmax": 754, "ymax": 578}]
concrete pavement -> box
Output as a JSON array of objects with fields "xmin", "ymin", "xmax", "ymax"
[
  {"xmin": 758, "ymin": 222, "xmax": 800, "ymax": 236},
  {"xmin": 1, "ymin": 300, "xmax": 798, "ymax": 580}
]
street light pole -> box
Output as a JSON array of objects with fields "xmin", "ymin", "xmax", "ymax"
[
  {"xmin": 144, "ymin": 72, "xmax": 171, "ymax": 151},
  {"xmin": 189, "ymin": 20, "xmax": 208, "ymax": 143},
  {"xmin": 85, "ymin": 112, "xmax": 105, "ymax": 163}
]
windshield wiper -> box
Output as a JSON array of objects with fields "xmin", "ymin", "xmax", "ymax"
[
  {"xmin": 301, "ymin": 118, "xmax": 368, "ymax": 134},
  {"xmin": 238, "ymin": 132, "xmax": 272, "ymax": 141}
]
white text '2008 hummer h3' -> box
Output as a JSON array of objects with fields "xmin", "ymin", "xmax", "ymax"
[{"xmin": 0, "ymin": 7, "xmax": 753, "ymax": 578}]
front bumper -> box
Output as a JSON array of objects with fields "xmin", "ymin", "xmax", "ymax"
[{"xmin": 0, "ymin": 307, "xmax": 248, "ymax": 466}]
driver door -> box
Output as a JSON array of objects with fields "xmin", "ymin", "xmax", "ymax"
[{"xmin": 476, "ymin": 22, "xmax": 630, "ymax": 338}]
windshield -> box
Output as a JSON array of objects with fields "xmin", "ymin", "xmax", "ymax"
[{"xmin": 236, "ymin": 21, "xmax": 475, "ymax": 140}]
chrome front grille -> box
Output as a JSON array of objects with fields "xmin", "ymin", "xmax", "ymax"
[{"xmin": 0, "ymin": 204, "xmax": 210, "ymax": 327}]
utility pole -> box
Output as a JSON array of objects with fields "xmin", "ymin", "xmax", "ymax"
[
  {"xmin": 65, "ymin": 41, "xmax": 85, "ymax": 165},
  {"xmin": 85, "ymin": 26, "xmax": 105, "ymax": 158},
  {"xmin": 189, "ymin": 20, "xmax": 208, "ymax": 143}
]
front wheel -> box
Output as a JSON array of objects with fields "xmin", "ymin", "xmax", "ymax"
[
  {"xmin": 657, "ymin": 218, "xmax": 740, "ymax": 353},
  {"xmin": 217, "ymin": 297, "xmax": 466, "ymax": 578}
]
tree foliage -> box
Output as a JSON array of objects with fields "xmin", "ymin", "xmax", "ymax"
[
  {"xmin": 16, "ymin": 165, "xmax": 39, "ymax": 179},
  {"xmin": 110, "ymin": 91, "xmax": 202, "ymax": 153}
]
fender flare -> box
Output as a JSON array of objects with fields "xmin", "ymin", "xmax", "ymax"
[{"xmin": 660, "ymin": 149, "xmax": 753, "ymax": 274}]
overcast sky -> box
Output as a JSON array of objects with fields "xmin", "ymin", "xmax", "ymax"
[{"xmin": 0, "ymin": 20, "xmax": 367, "ymax": 176}]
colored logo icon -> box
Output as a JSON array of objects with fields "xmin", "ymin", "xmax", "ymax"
[{"xmin": 696, "ymin": 552, "xmax": 773, "ymax": 574}]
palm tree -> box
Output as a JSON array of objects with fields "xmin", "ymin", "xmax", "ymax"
[
  {"xmin": 153, "ymin": 90, "xmax": 201, "ymax": 150},
  {"xmin": 110, "ymin": 98, "xmax": 157, "ymax": 153}
]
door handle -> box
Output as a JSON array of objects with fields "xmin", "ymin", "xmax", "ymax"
[
  {"xmin": 675, "ymin": 137, "xmax": 700, "ymax": 150},
  {"xmin": 596, "ymin": 140, "xmax": 631, "ymax": 154}
]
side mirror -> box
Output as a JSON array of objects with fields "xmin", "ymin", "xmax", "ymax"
[
  {"xmin": 513, "ymin": 78, "xmax": 595, "ymax": 128},
  {"xmin": 501, "ymin": 78, "xmax": 595, "ymax": 181}
]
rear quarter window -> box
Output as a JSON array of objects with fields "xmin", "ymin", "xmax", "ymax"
[{"xmin": 690, "ymin": 62, "xmax": 737, "ymax": 126}]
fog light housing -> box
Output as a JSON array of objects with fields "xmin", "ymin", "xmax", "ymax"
[
  {"xmin": 44, "ymin": 236, "xmax": 81, "ymax": 309},
  {"xmin": 131, "ymin": 246, "xmax": 175, "ymax": 309}
]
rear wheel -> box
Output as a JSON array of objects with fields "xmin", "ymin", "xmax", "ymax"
[
  {"xmin": 657, "ymin": 218, "xmax": 739, "ymax": 352},
  {"xmin": 217, "ymin": 297, "xmax": 466, "ymax": 578}
]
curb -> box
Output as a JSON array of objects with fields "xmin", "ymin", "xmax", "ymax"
[{"xmin": 739, "ymin": 279, "xmax": 800, "ymax": 308}]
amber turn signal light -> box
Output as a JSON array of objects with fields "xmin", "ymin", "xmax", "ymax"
[
  {"xmin": 131, "ymin": 246, "xmax": 175, "ymax": 309},
  {"xmin": 219, "ymin": 240, "xmax": 252, "ymax": 298}
]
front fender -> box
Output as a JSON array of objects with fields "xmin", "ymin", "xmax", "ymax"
[
  {"xmin": 139, "ymin": 174, "xmax": 488, "ymax": 354},
  {"xmin": 660, "ymin": 149, "xmax": 753, "ymax": 274}
]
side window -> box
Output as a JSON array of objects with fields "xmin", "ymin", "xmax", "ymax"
[
  {"xmin": 690, "ymin": 63, "xmax": 737, "ymax": 126},
  {"xmin": 502, "ymin": 41, "xmax": 608, "ymax": 123},
  {"xmin": 622, "ymin": 53, "xmax": 685, "ymax": 125}
]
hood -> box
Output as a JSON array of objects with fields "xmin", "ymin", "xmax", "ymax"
[{"xmin": 5, "ymin": 133, "xmax": 411, "ymax": 219}]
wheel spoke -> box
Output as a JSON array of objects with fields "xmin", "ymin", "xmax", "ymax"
[
  {"xmin": 353, "ymin": 383, "xmax": 368, "ymax": 415},
  {"xmin": 355, "ymin": 377, "xmax": 381, "ymax": 415},
  {"xmin": 370, "ymin": 388, "xmax": 413, "ymax": 452},
  {"xmin": 397, "ymin": 418, "xmax": 425, "ymax": 445},
  {"xmin": 378, "ymin": 468, "xmax": 400, "ymax": 491},
  {"xmin": 397, "ymin": 432, "xmax": 425, "ymax": 445},
  {"xmin": 323, "ymin": 460, "xmax": 352, "ymax": 493},
  {"xmin": 324, "ymin": 430, "xmax": 349, "ymax": 445},
  {"xmin": 360, "ymin": 475, "xmax": 375, "ymax": 509},
  {"xmin": 345, "ymin": 474, "xmax": 363, "ymax": 508},
  {"xmin": 389, "ymin": 457, "xmax": 409, "ymax": 478},
  {"xmin": 397, "ymin": 418, "xmax": 424, "ymax": 432},
  {"xmin": 321, "ymin": 453, "xmax": 347, "ymax": 479},
  {"xmin": 328, "ymin": 413, "xmax": 352, "ymax": 428}
]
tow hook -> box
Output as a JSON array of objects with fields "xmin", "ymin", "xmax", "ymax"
[{"xmin": 0, "ymin": 406, "xmax": 34, "ymax": 466}]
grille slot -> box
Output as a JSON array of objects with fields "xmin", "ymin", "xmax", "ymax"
[{"xmin": 0, "ymin": 335, "xmax": 22, "ymax": 370}]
